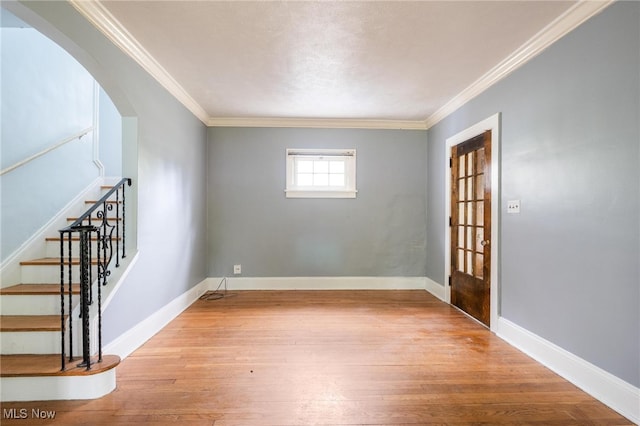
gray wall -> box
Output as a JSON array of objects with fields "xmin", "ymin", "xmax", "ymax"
[
  {"xmin": 9, "ymin": 1, "xmax": 209, "ymax": 345},
  {"xmin": 208, "ymin": 127, "xmax": 427, "ymax": 277},
  {"xmin": 426, "ymin": 1, "xmax": 639, "ymax": 387}
]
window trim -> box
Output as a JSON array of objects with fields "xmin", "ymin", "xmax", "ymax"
[{"xmin": 285, "ymin": 148, "xmax": 357, "ymax": 199}]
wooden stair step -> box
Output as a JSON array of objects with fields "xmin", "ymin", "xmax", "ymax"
[
  {"xmin": 20, "ymin": 257, "xmax": 100, "ymax": 266},
  {"xmin": 66, "ymin": 216, "xmax": 122, "ymax": 222},
  {"xmin": 45, "ymin": 236, "xmax": 121, "ymax": 242},
  {"xmin": 0, "ymin": 284, "xmax": 81, "ymax": 295},
  {"xmin": 84, "ymin": 200, "xmax": 121, "ymax": 204},
  {"xmin": 0, "ymin": 315, "xmax": 64, "ymax": 332},
  {"xmin": 0, "ymin": 354, "xmax": 120, "ymax": 377}
]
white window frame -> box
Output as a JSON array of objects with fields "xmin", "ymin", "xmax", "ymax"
[{"xmin": 285, "ymin": 148, "xmax": 357, "ymax": 198}]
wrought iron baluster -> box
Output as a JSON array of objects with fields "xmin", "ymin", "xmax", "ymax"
[
  {"xmin": 67, "ymin": 231, "xmax": 74, "ymax": 362},
  {"xmin": 59, "ymin": 232, "xmax": 66, "ymax": 371},
  {"xmin": 88, "ymin": 215, "xmax": 93, "ymax": 304},
  {"xmin": 97, "ymin": 200, "xmax": 113, "ymax": 286},
  {"xmin": 115, "ymin": 188, "xmax": 120, "ymax": 267},
  {"xmin": 77, "ymin": 227, "xmax": 93, "ymax": 370},
  {"xmin": 97, "ymin": 228, "xmax": 103, "ymax": 363},
  {"xmin": 101, "ymin": 201, "xmax": 107, "ymax": 273}
]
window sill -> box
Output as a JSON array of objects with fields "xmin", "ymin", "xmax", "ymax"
[{"xmin": 285, "ymin": 189, "xmax": 357, "ymax": 199}]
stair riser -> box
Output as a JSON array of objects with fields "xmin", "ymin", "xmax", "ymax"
[
  {"xmin": 1, "ymin": 295, "xmax": 79, "ymax": 315},
  {"xmin": 0, "ymin": 324, "xmax": 87, "ymax": 355},
  {"xmin": 66, "ymin": 217, "xmax": 121, "ymax": 223},
  {"xmin": 1, "ymin": 371, "xmax": 117, "ymax": 401},
  {"xmin": 46, "ymin": 240, "xmax": 104, "ymax": 258},
  {"xmin": 1, "ymin": 331, "xmax": 62, "ymax": 354},
  {"xmin": 21, "ymin": 265, "xmax": 99, "ymax": 284}
]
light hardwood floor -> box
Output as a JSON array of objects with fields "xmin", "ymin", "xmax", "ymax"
[{"xmin": 0, "ymin": 290, "xmax": 632, "ymax": 425}]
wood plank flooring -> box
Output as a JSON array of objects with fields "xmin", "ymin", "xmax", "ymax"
[{"xmin": 0, "ymin": 290, "xmax": 632, "ymax": 425}]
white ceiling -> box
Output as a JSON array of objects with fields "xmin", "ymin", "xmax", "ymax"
[{"xmin": 71, "ymin": 1, "xmax": 612, "ymax": 129}]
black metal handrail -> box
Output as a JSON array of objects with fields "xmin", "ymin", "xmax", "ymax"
[{"xmin": 59, "ymin": 177, "xmax": 132, "ymax": 371}]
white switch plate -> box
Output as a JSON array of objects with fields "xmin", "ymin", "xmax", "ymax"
[
  {"xmin": 233, "ymin": 264, "xmax": 241, "ymax": 274},
  {"xmin": 507, "ymin": 200, "xmax": 521, "ymax": 214}
]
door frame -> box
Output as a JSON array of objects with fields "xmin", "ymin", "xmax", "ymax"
[{"xmin": 444, "ymin": 113, "xmax": 500, "ymax": 332}]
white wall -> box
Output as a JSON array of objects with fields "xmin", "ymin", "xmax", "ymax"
[
  {"xmin": 98, "ymin": 87, "xmax": 122, "ymax": 177},
  {"xmin": 0, "ymin": 23, "xmax": 97, "ymax": 261}
]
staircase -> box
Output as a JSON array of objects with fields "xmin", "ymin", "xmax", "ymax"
[{"xmin": 0, "ymin": 180, "xmax": 131, "ymax": 401}]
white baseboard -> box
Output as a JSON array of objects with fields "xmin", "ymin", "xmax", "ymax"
[
  {"xmin": 424, "ymin": 276, "xmax": 446, "ymax": 301},
  {"xmin": 208, "ymin": 276, "xmax": 427, "ymax": 291},
  {"xmin": 103, "ymin": 279, "xmax": 209, "ymax": 359},
  {"xmin": 497, "ymin": 317, "xmax": 639, "ymax": 424}
]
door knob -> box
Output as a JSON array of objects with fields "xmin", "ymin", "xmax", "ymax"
[{"xmin": 480, "ymin": 240, "xmax": 490, "ymax": 246}]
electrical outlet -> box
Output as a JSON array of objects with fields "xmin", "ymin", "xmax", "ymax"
[
  {"xmin": 507, "ymin": 200, "xmax": 521, "ymax": 214},
  {"xmin": 233, "ymin": 264, "xmax": 241, "ymax": 275}
]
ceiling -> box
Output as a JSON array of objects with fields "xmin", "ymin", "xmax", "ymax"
[{"xmin": 70, "ymin": 1, "xmax": 612, "ymax": 129}]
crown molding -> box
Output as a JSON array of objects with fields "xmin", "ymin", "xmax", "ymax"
[
  {"xmin": 208, "ymin": 117, "xmax": 428, "ymax": 130},
  {"xmin": 424, "ymin": 0, "xmax": 614, "ymax": 129},
  {"xmin": 68, "ymin": 0, "xmax": 209, "ymax": 125}
]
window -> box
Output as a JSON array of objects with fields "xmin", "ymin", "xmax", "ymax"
[{"xmin": 285, "ymin": 149, "xmax": 357, "ymax": 198}]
